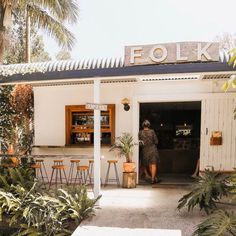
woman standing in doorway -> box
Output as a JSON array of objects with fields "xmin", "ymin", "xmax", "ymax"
[{"xmin": 139, "ymin": 120, "xmax": 160, "ymax": 184}]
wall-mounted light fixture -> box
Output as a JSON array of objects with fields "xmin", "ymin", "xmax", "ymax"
[{"xmin": 121, "ymin": 98, "xmax": 130, "ymax": 111}]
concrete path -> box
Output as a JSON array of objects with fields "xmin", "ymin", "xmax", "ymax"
[
  {"xmin": 77, "ymin": 185, "xmax": 206, "ymax": 236},
  {"xmin": 73, "ymin": 226, "xmax": 181, "ymax": 236}
]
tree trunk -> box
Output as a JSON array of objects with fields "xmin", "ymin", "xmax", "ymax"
[
  {"xmin": 0, "ymin": 28, "xmax": 5, "ymax": 63},
  {"xmin": 0, "ymin": 2, "xmax": 12, "ymax": 64},
  {"xmin": 0, "ymin": 4, "xmax": 5, "ymax": 63},
  {"xmin": 25, "ymin": 9, "xmax": 30, "ymax": 63}
]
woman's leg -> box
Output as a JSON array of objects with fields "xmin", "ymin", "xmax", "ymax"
[
  {"xmin": 144, "ymin": 166, "xmax": 151, "ymax": 178},
  {"xmin": 192, "ymin": 159, "xmax": 200, "ymax": 177},
  {"xmin": 150, "ymin": 164, "xmax": 157, "ymax": 182},
  {"xmin": 155, "ymin": 164, "xmax": 161, "ymax": 182},
  {"xmin": 155, "ymin": 164, "xmax": 159, "ymax": 181},
  {"xmin": 143, "ymin": 157, "xmax": 151, "ymax": 179}
]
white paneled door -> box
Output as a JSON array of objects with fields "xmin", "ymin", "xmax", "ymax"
[{"xmin": 200, "ymin": 95, "xmax": 236, "ymax": 171}]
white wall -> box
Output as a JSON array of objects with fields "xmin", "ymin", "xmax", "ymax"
[
  {"xmin": 34, "ymin": 78, "xmax": 219, "ymax": 146},
  {"xmin": 33, "ymin": 76, "xmax": 236, "ymax": 181},
  {"xmin": 34, "ymin": 83, "xmax": 136, "ymax": 146},
  {"xmin": 33, "ymin": 82, "xmax": 136, "ymax": 182}
]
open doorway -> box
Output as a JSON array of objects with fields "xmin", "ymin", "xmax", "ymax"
[{"xmin": 139, "ymin": 101, "xmax": 201, "ymax": 184}]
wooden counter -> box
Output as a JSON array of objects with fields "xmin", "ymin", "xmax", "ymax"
[{"xmin": 158, "ymin": 149, "xmax": 199, "ymax": 174}]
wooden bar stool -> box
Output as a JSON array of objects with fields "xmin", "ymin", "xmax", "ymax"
[
  {"xmin": 68, "ymin": 159, "xmax": 81, "ymax": 184},
  {"xmin": 74, "ymin": 165, "xmax": 89, "ymax": 185},
  {"xmin": 49, "ymin": 160, "xmax": 68, "ymax": 188},
  {"xmin": 31, "ymin": 159, "xmax": 49, "ymax": 183},
  {"xmin": 104, "ymin": 160, "xmax": 120, "ymax": 187},
  {"xmin": 88, "ymin": 160, "xmax": 94, "ymax": 184}
]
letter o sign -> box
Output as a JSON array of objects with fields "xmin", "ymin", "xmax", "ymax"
[{"xmin": 149, "ymin": 45, "xmax": 168, "ymax": 63}]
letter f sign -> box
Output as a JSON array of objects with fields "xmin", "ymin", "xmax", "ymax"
[{"xmin": 130, "ymin": 47, "xmax": 143, "ymax": 64}]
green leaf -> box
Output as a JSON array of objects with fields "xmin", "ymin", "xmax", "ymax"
[
  {"xmin": 193, "ymin": 210, "xmax": 236, "ymax": 236},
  {"xmin": 177, "ymin": 168, "xmax": 230, "ymax": 214},
  {"xmin": 231, "ymin": 78, "xmax": 236, "ymax": 88},
  {"xmin": 221, "ymin": 81, "xmax": 229, "ymax": 92},
  {"xmin": 229, "ymin": 51, "xmax": 236, "ymax": 67},
  {"xmin": 23, "ymin": 206, "xmax": 30, "ymax": 218}
]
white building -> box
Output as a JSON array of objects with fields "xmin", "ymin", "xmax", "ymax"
[{"xmin": 0, "ymin": 42, "xmax": 236, "ymax": 188}]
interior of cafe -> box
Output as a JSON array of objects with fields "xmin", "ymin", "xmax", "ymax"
[{"xmin": 139, "ymin": 101, "xmax": 201, "ymax": 182}]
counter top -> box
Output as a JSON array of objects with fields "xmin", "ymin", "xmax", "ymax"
[{"xmin": 0, "ymin": 154, "xmax": 94, "ymax": 159}]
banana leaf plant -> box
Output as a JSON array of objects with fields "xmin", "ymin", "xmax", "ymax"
[
  {"xmin": 193, "ymin": 210, "xmax": 236, "ymax": 236},
  {"xmin": 177, "ymin": 168, "xmax": 231, "ymax": 214}
]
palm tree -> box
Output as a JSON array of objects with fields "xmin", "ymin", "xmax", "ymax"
[{"xmin": 0, "ymin": 0, "xmax": 79, "ymax": 63}]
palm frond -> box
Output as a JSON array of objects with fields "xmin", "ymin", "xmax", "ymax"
[
  {"xmin": 27, "ymin": 0, "xmax": 79, "ymax": 23},
  {"xmin": 229, "ymin": 48, "xmax": 236, "ymax": 67},
  {"xmin": 109, "ymin": 133, "xmax": 136, "ymax": 162},
  {"xmin": 27, "ymin": 4, "xmax": 76, "ymax": 50}
]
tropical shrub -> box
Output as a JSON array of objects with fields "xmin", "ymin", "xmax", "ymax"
[
  {"xmin": 0, "ymin": 85, "xmax": 15, "ymax": 152},
  {"xmin": 0, "ymin": 166, "xmax": 35, "ymax": 191},
  {"xmin": 177, "ymin": 168, "xmax": 231, "ymax": 214},
  {"xmin": 57, "ymin": 187, "xmax": 101, "ymax": 225},
  {"xmin": 193, "ymin": 210, "xmax": 236, "ymax": 236},
  {"xmin": 0, "ymin": 183, "xmax": 100, "ymax": 236},
  {"xmin": 0, "ymin": 161, "xmax": 100, "ymax": 235},
  {"xmin": 230, "ymin": 170, "xmax": 236, "ymax": 201}
]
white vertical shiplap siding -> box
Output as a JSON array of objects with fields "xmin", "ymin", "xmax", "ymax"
[
  {"xmin": 231, "ymin": 98, "xmax": 236, "ymax": 168},
  {"xmin": 200, "ymin": 96, "xmax": 236, "ymax": 171}
]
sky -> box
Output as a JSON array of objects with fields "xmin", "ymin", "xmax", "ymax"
[{"xmin": 44, "ymin": 0, "xmax": 236, "ymax": 60}]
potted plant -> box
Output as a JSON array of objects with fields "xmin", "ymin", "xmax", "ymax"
[{"xmin": 109, "ymin": 132, "xmax": 137, "ymax": 172}]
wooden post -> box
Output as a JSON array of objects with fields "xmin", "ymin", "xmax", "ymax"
[{"xmin": 122, "ymin": 172, "xmax": 137, "ymax": 188}]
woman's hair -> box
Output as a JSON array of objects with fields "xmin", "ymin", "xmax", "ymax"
[{"xmin": 142, "ymin": 120, "xmax": 150, "ymax": 128}]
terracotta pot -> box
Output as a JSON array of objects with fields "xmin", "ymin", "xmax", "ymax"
[
  {"xmin": 7, "ymin": 144, "xmax": 14, "ymax": 154},
  {"xmin": 123, "ymin": 162, "xmax": 136, "ymax": 173},
  {"xmin": 7, "ymin": 145, "xmax": 19, "ymax": 167},
  {"xmin": 11, "ymin": 157, "xmax": 19, "ymax": 166}
]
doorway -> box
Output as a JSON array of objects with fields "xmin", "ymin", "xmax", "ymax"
[{"xmin": 139, "ymin": 101, "xmax": 201, "ymax": 183}]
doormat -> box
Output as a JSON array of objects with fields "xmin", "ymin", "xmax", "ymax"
[
  {"xmin": 139, "ymin": 174, "xmax": 195, "ymax": 187},
  {"xmin": 152, "ymin": 183, "xmax": 192, "ymax": 188}
]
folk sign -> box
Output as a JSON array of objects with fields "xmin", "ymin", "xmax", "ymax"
[{"xmin": 124, "ymin": 42, "xmax": 219, "ymax": 66}]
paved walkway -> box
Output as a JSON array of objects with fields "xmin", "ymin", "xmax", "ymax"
[
  {"xmin": 73, "ymin": 226, "xmax": 181, "ymax": 236},
  {"xmin": 75, "ymin": 185, "xmax": 207, "ymax": 236}
]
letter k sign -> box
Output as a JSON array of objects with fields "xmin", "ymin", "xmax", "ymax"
[{"xmin": 197, "ymin": 43, "xmax": 212, "ymax": 61}]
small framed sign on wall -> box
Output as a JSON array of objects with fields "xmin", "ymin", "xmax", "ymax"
[{"xmin": 210, "ymin": 131, "xmax": 222, "ymax": 145}]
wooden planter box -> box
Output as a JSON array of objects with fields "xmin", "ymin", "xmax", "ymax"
[{"xmin": 122, "ymin": 172, "xmax": 137, "ymax": 188}]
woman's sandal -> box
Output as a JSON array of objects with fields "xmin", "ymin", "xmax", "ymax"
[
  {"xmin": 151, "ymin": 177, "xmax": 162, "ymax": 184},
  {"xmin": 151, "ymin": 178, "xmax": 156, "ymax": 184}
]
